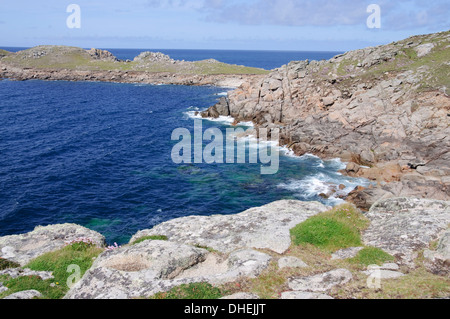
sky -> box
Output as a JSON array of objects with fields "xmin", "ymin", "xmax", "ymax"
[{"xmin": 0, "ymin": 0, "xmax": 448, "ymax": 51}]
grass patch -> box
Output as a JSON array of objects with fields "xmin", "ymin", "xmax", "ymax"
[
  {"xmin": 150, "ymin": 282, "xmax": 225, "ymax": 299},
  {"xmin": 132, "ymin": 235, "xmax": 168, "ymax": 245},
  {"xmin": 6, "ymin": 242, "xmax": 104, "ymax": 299},
  {"xmin": 290, "ymin": 204, "xmax": 369, "ymax": 253},
  {"xmin": 348, "ymin": 247, "xmax": 395, "ymax": 266},
  {"xmin": 331, "ymin": 266, "xmax": 450, "ymax": 299}
]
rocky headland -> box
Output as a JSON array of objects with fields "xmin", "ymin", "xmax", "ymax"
[
  {"xmin": 0, "ymin": 45, "xmax": 268, "ymax": 88},
  {"xmin": 202, "ymin": 31, "xmax": 450, "ymax": 210}
]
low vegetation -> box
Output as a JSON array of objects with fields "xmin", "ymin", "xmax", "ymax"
[
  {"xmin": 0, "ymin": 241, "xmax": 103, "ymax": 299},
  {"xmin": 150, "ymin": 282, "xmax": 226, "ymax": 300},
  {"xmin": 131, "ymin": 235, "xmax": 168, "ymax": 245},
  {"xmin": 290, "ymin": 204, "xmax": 369, "ymax": 252},
  {"xmin": 1, "ymin": 45, "xmax": 269, "ymax": 75}
]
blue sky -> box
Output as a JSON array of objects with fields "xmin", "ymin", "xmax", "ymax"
[{"xmin": 0, "ymin": 0, "xmax": 448, "ymax": 51}]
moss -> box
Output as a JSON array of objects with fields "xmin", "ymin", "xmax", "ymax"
[
  {"xmin": 16, "ymin": 243, "xmax": 104, "ymax": 299},
  {"xmin": 290, "ymin": 204, "xmax": 369, "ymax": 253},
  {"xmin": 132, "ymin": 235, "xmax": 168, "ymax": 245},
  {"xmin": 150, "ymin": 282, "xmax": 226, "ymax": 299},
  {"xmin": 348, "ymin": 247, "xmax": 395, "ymax": 266}
]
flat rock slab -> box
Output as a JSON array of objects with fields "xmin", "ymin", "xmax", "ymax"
[
  {"xmin": 3, "ymin": 290, "xmax": 42, "ymax": 299},
  {"xmin": 0, "ymin": 224, "xmax": 105, "ymax": 266},
  {"xmin": 363, "ymin": 269, "xmax": 405, "ymax": 279},
  {"xmin": 131, "ymin": 200, "xmax": 329, "ymax": 254},
  {"xmin": 362, "ymin": 198, "xmax": 450, "ymax": 264},
  {"xmin": 331, "ymin": 247, "xmax": 364, "ymax": 260},
  {"xmin": 280, "ymin": 291, "xmax": 334, "ymax": 299},
  {"xmin": 64, "ymin": 240, "xmax": 272, "ymax": 299},
  {"xmin": 288, "ymin": 269, "xmax": 353, "ymax": 292},
  {"xmin": 278, "ymin": 256, "xmax": 308, "ymax": 269},
  {"xmin": 0, "ymin": 268, "xmax": 54, "ymax": 280}
]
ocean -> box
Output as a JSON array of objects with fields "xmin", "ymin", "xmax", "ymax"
[{"xmin": 0, "ymin": 50, "xmax": 368, "ymax": 244}]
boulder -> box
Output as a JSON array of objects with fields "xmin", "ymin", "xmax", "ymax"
[
  {"xmin": 0, "ymin": 224, "xmax": 105, "ymax": 266},
  {"xmin": 288, "ymin": 269, "xmax": 353, "ymax": 292},
  {"xmin": 64, "ymin": 240, "xmax": 272, "ymax": 299},
  {"xmin": 331, "ymin": 247, "xmax": 364, "ymax": 260},
  {"xmin": 3, "ymin": 290, "xmax": 42, "ymax": 299},
  {"xmin": 423, "ymin": 229, "xmax": 450, "ymax": 276},
  {"xmin": 278, "ymin": 256, "xmax": 308, "ymax": 269},
  {"xmin": 130, "ymin": 200, "xmax": 329, "ymax": 255},
  {"xmin": 362, "ymin": 198, "xmax": 450, "ymax": 264}
]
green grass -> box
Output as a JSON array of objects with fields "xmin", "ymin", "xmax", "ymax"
[
  {"xmin": 348, "ymin": 247, "xmax": 395, "ymax": 266},
  {"xmin": 150, "ymin": 282, "xmax": 226, "ymax": 299},
  {"xmin": 290, "ymin": 204, "xmax": 370, "ymax": 253},
  {"xmin": 132, "ymin": 235, "xmax": 168, "ymax": 245},
  {"xmin": 1, "ymin": 45, "xmax": 269, "ymax": 76},
  {"xmin": 0, "ymin": 242, "xmax": 104, "ymax": 299}
]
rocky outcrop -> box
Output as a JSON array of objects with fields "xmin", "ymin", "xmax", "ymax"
[
  {"xmin": 131, "ymin": 200, "xmax": 329, "ymax": 254},
  {"xmin": 202, "ymin": 31, "xmax": 450, "ymax": 209},
  {"xmin": 0, "ymin": 224, "xmax": 105, "ymax": 266},
  {"xmin": 3, "ymin": 290, "xmax": 42, "ymax": 299},
  {"xmin": 86, "ymin": 48, "xmax": 119, "ymax": 62},
  {"xmin": 362, "ymin": 198, "xmax": 450, "ymax": 264},
  {"xmin": 288, "ymin": 269, "xmax": 353, "ymax": 293},
  {"xmin": 64, "ymin": 241, "xmax": 272, "ymax": 299},
  {"xmin": 0, "ymin": 197, "xmax": 448, "ymax": 299},
  {"xmin": 423, "ymin": 229, "xmax": 450, "ymax": 276},
  {"xmin": 0, "ymin": 46, "xmax": 267, "ymax": 89}
]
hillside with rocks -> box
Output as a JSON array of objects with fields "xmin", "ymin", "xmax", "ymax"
[
  {"xmin": 202, "ymin": 31, "xmax": 450, "ymax": 209},
  {"xmin": 0, "ymin": 46, "xmax": 268, "ymax": 88}
]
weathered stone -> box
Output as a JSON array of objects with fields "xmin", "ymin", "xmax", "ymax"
[
  {"xmin": 3, "ymin": 290, "xmax": 42, "ymax": 299},
  {"xmin": 288, "ymin": 269, "xmax": 353, "ymax": 292},
  {"xmin": 362, "ymin": 198, "xmax": 450, "ymax": 264},
  {"xmin": 280, "ymin": 291, "xmax": 334, "ymax": 299},
  {"xmin": 423, "ymin": 229, "xmax": 450, "ymax": 276},
  {"xmin": 0, "ymin": 283, "xmax": 8, "ymax": 294},
  {"xmin": 278, "ymin": 256, "xmax": 308, "ymax": 269},
  {"xmin": 64, "ymin": 240, "xmax": 271, "ymax": 299},
  {"xmin": 0, "ymin": 268, "xmax": 54, "ymax": 280},
  {"xmin": 331, "ymin": 247, "xmax": 364, "ymax": 260},
  {"xmin": 131, "ymin": 200, "xmax": 329, "ymax": 254},
  {"xmin": 363, "ymin": 265, "xmax": 405, "ymax": 279},
  {"xmin": 0, "ymin": 224, "xmax": 105, "ymax": 266}
]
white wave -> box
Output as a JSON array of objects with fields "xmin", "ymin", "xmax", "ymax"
[
  {"xmin": 215, "ymin": 92, "xmax": 229, "ymax": 96},
  {"xmin": 277, "ymin": 172, "xmax": 372, "ymax": 206}
]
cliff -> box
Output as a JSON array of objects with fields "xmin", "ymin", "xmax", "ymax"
[
  {"xmin": 0, "ymin": 46, "xmax": 269, "ymax": 88},
  {"xmin": 202, "ymin": 31, "xmax": 450, "ymax": 209}
]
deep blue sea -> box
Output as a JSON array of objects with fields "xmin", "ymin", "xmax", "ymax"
[{"xmin": 0, "ymin": 49, "xmax": 368, "ymax": 245}]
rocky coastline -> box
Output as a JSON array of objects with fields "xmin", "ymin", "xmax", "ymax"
[
  {"xmin": 0, "ymin": 46, "xmax": 267, "ymax": 88},
  {"xmin": 0, "ymin": 198, "xmax": 449, "ymax": 299},
  {"xmin": 201, "ymin": 31, "xmax": 450, "ymax": 210},
  {"xmin": 0, "ymin": 32, "xmax": 449, "ymax": 299}
]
